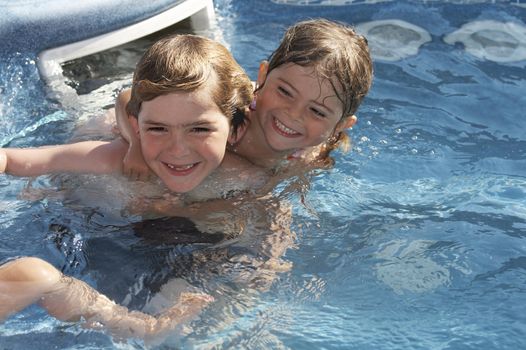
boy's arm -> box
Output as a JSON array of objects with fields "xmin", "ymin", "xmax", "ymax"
[
  {"xmin": 115, "ymin": 89, "xmax": 150, "ymax": 180},
  {"xmin": 1, "ymin": 139, "xmax": 128, "ymax": 177}
]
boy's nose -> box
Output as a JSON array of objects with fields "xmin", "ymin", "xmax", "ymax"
[{"xmin": 168, "ymin": 135, "xmax": 190, "ymax": 157}]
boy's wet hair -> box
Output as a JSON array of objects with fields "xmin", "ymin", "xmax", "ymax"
[
  {"xmin": 126, "ymin": 34, "xmax": 253, "ymax": 134},
  {"xmin": 267, "ymin": 18, "xmax": 373, "ymax": 160}
]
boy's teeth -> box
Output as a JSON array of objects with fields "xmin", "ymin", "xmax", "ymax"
[
  {"xmin": 167, "ymin": 163, "xmax": 193, "ymax": 170},
  {"xmin": 275, "ymin": 118, "xmax": 298, "ymax": 135}
]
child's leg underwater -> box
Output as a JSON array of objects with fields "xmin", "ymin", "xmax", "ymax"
[
  {"xmin": 0, "ymin": 257, "xmax": 61, "ymax": 321},
  {"xmin": 0, "ymin": 256, "xmax": 213, "ymax": 342},
  {"xmin": 0, "ymin": 257, "xmax": 97, "ymax": 322}
]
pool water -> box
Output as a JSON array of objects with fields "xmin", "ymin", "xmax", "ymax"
[{"xmin": 1, "ymin": 0, "xmax": 526, "ymax": 349}]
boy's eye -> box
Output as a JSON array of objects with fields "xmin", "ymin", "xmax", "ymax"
[
  {"xmin": 191, "ymin": 127, "xmax": 211, "ymax": 133},
  {"xmin": 147, "ymin": 126, "xmax": 167, "ymax": 133}
]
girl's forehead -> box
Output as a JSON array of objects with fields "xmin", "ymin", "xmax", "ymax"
[
  {"xmin": 270, "ymin": 63, "xmax": 343, "ymax": 103},
  {"xmin": 271, "ymin": 63, "xmax": 340, "ymax": 90},
  {"xmin": 271, "ymin": 62, "xmax": 316, "ymax": 77}
]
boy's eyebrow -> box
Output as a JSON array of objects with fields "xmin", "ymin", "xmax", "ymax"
[
  {"xmin": 277, "ymin": 77, "xmax": 335, "ymax": 114},
  {"xmin": 141, "ymin": 119, "xmax": 167, "ymax": 126},
  {"xmin": 182, "ymin": 120, "xmax": 214, "ymax": 128},
  {"xmin": 142, "ymin": 119, "xmax": 215, "ymax": 127}
]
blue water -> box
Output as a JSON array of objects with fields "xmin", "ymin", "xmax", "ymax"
[{"xmin": 1, "ymin": 0, "xmax": 525, "ymax": 349}]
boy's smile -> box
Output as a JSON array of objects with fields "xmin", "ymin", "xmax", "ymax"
[{"xmin": 131, "ymin": 90, "xmax": 230, "ymax": 193}]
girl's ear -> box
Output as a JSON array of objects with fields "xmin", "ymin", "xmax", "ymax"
[
  {"xmin": 256, "ymin": 60, "xmax": 269, "ymax": 88},
  {"xmin": 129, "ymin": 116, "xmax": 141, "ymax": 136},
  {"xmin": 336, "ymin": 115, "xmax": 357, "ymax": 132}
]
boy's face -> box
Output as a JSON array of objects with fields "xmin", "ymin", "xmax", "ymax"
[
  {"xmin": 255, "ymin": 63, "xmax": 346, "ymax": 153},
  {"xmin": 131, "ymin": 89, "xmax": 230, "ymax": 193}
]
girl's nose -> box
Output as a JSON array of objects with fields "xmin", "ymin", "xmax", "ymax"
[{"xmin": 287, "ymin": 103, "xmax": 304, "ymax": 122}]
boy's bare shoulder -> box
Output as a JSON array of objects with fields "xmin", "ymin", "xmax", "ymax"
[
  {"xmin": 222, "ymin": 151, "xmax": 270, "ymax": 185},
  {"xmin": 185, "ymin": 152, "xmax": 270, "ymax": 202}
]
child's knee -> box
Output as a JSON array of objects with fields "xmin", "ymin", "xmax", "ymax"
[{"xmin": 2, "ymin": 257, "xmax": 61, "ymax": 285}]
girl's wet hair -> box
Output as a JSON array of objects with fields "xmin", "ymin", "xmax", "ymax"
[
  {"xmin": 266, "ymin": 18, "xmax": 373, "ymax": 159},
  {"xmin": 126, "ymin": 34, "xmax": 253, "ymax": 134},
  {"xmin": 267, "ymin": 18, "xmax": 373, "ymax": 118}
]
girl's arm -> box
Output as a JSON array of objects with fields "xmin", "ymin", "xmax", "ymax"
[
  {"xmin": 1, "ymin": 139, "xmax": 128, "ymax": 177},
  {"xmin": 115, "ymin": 89, "xmax": 136, "ymax": 146},
  {"xmin": 115, "ymin": 89, "xmax": 151, "ymax": 180},
  {"xmin": 0, "ymin": 257, "xmax": 212, "ymax": 344}
]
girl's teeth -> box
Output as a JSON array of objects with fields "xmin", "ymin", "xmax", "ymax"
[{"xmin": 275, "ymin": 118, "xmax": 298, "ymax": 135}]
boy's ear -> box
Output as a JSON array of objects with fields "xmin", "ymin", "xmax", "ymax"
[
  {"xmin": 256, "ymin": 60, "xmax": 269, "ymax": 88},
  {"xmin": 129, "ymin": 116, "xmax": 140, "ymax": 136},
  {"xmin": 228, "ymin": 122, "xmax": 248, "ymax": 145},
  {"xmin": 336, "ymin": 115, "xmax": 357, "ymax": 132}
]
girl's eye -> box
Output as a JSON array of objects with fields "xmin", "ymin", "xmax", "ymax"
[
  {"xmin": 310, "ymin": 107, "xmax": 326, "ymax": 118},
  {"xmin": 278, "ymin": 86, "xmax": 292, "ymax": 97}
]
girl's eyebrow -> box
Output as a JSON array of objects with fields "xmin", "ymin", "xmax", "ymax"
[
  {"xmin": 277, "ymin": 77, "xmax": 298, "ymax": 93},
  {"xmin": 278, "ymin": 77, "xmax": 335, "ymax": 114},
  {"xmin": 313, "ymin": 100, "xmax": 334, "ymax": 114}
]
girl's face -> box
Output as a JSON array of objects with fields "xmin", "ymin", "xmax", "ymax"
[
  {"xmin": 131, "ymin": 89, "xmax": 230, "ymax": 193},
  {"xmin": 254, "ymin": 63, "xmax": 347, "ymax": 153}
]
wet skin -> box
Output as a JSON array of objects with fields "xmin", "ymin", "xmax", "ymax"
[
  {"xmin": 254, "ymin": 63, "xmax": 346, "ymax": 154},
  {"xmin": 130, "ymin": 89, "xmax": 230, "ymax": 193}
]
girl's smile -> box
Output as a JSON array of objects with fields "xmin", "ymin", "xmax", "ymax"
[
  {"xmin": 272, "ymin": 116, "xmax": 302, "ymax": 137},
  {"xmin": 254, "ymin": 63, "xmax": 345, "ymax": 154}
]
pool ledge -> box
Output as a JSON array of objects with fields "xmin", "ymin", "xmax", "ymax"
[{"xmin": 0, "ymin": 0, "xmax": 215, "ymax": 80}]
